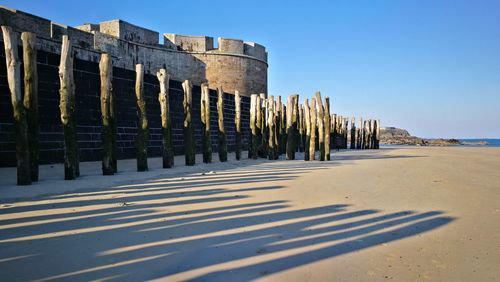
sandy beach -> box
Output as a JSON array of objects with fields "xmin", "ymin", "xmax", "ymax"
[{"xmin": 0, "ymin": 147, "xmax": 499, "ymax": 281}]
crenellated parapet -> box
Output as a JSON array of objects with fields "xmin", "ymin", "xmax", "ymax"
[
  {"xmin": 97, "ymin": 19, "xmax": 159, "ymax": 45},
  {"xmin": 0, "ymin": 6, "xmax": 267, "ymax": 96},
  {"xmin": 164, "ymin": 33, "xmax": 267, "ymax": 62},
  {"xmin": 164, "ymin": 34, "xmax": 213, "ymax": 52}
]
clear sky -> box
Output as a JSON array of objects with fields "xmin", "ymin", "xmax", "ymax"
[{"xmin": 3, "ymin": 0, "xmax": 500, "ymax": 138}]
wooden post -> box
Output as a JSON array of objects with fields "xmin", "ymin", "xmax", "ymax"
[
  {"xmin": 358, "ymin": 118, "xmax": 363, "ymax": 149},
  {"xmin": 134, "ymin": 64, "xmax": 148, "ymax": 171},
  {"xmin": 356, "ymin": 127, "xmax": 361, "ymax": 149},
  {"xmin": 267, "ymin": 95, "xmax": 277, "ymax": 160},
  {"xmin": 303, "ymin": 99, "xmax": 311, "ymax": 161},
  {"xmin": 157, "ymin": 68, "xmax": 174, "ymax": 168},
  {"xmin": 370, "ymin": 119, "xmax": 374, "ymax": 149},
  {"xmin": 234, "ymin": 90, "xmax": 242, "ymax": 160},
  {"xmin": 358, "ymin": 118, "xmax": 365, "ymax": 150},
  {"xmin": 21, "ymin": 32, "xmax": 39, "ymax": 181},
  {"xmin": 280, "ymin": 101, "xmax": 287, "ymax": 155},
  {"xmin": 371, "ymin": 119, "xmax": 374, "ymax": 149},
  {"xmin": 337, "ymin": 115, "xmax": 341, "ymax": 149},
  {"xmin": 367, "ymin": 119, "xmax": 371, "ymax": 149},
  {"xmin": 273, "ymin": 99, "xmax": 280, "ymax": 159},
  {"xmin": 248, "ymin": 94, "xmax": 254, "ymax": 159},
  {"xmin": 338, "ymin": 115, "xmax": 344, "ymax": 150},
  {"xmin": 378, "ymin": 119, "xmax": 381, "ymax": 149},
  {"xmin": 2, "ymin": 26, "xmax": 31, "ymax": 185},
  {"xmin": 331, "ymin": 114, "xmax": 335, "ymax": 150},
  {"xmin": 200, "ymin": 83, "xmax": 212, "ymax": 163},
  {"xmin": 355, "ymin": 120, "xmax": 359, "ymax": 149},
  {"xmin": 336, "ymin": 115, "xmax": 340, "ymax": 149},
  {"xmin": 293, "ymin": 96, "xmax": 300, "ymax": 154},
  {"xmin": 99, "ymin": 53, "xmax": 114, "ymax": 175},
  {"xmin": 365, "ymin": 119, "xmax": 370, "ymax": 149},
  {"xmin": 182, "ymin": 80, "xmax": 195, "ymax": 165},
  {"xmin": 275, "ymin": 96, "xmax": 282, "ymax": 155},
  {"xmin": 363, "ymin": 120, "xmax": 368, "ymax": 149},
  {"xmin": 249, "ymin": 94, "xmax": 258, "ymax": 159},
  {"xmin": 324, "ymin": 97, "xmax": 331, "ymax": 160},
  {"xmin": 285, "ymin": 96, "xmax": 292, "ymax": 159},
  {"xmin": 255, "ymin": 95, "xmax": 262, "ymax": 157},
  {"xmin": 369, "ymin": 119, "xmax": 373, "ymax": 149},
  {"xmin": 309, "ymin": 98, "xmax": 317, "ymax": 160},
  {"xmin": 297, "ymin": 103, "xmax": 304, "ymax": 153},
  {"xmin": 109, "ymin": 69, "xmax": 117, "ymax": 174},
  {"xmin": 217, "ymin": 86, "xmax": 227, "ymax": 162},
  {"xmin": 286, "ymin": 95, "xmax": 298, "ymax": 160},
  {"xmin": 338, "ymin": 116, "xmax": 342, "ymax": 149},
  {"xmin": 367, "ymin": 119, "xmax": 372, "ymax": 149},
  {"xmin": 260, "ymin": 94, "xmax": 267, "ymax": 158},
  {"xmin": 260, "ymin": 94, "xmax": 267, "ymax": 157},
  {"xmin": 368, "ymin": 119, "xmax": 373, "ymax": 149},
  {"xmin": 315, "ymin": 92, "xmax": 325, "ymax": 161},
  {"xmin": 372, "ymin": 119, "xmax": 377, "ymax": 149},
  {"xmin": 373, "ymin": 120, "xmax": 376, "ymax": 149},
  {"xmin": 334, "ymin": 116, "xmax": 337, "ymax": 149},
  {"xmin": 366, "ymin": 119, "xmax": 370, "ymax": 149},
  {"xmin": 375, "ymin": 119, "xmax": 380, "ymax": 149},
  {"xmin": 58, "ymin": 35, "xmax": 79, "ymax": 179},
  {"xmin": 332, "ymin": 114, "xmax": 338, "ymax": 151},
  {"xmin": 350, "ymin": 117, "xmax": 356, "ymax": 150},
  {"xmin": 369, "ymin": 119, "xmax": 375, "ymax": 149},
  {"xmin": 277, "ymin": 96, "xmax": 286, "ymax": 155},
  {"xmin": 372, "ymin": 119, "xmax": 375, "ymax": 149},
  {"xmin": 337, "ymin": 116, "xmax": 341, "ymax": 149},
  {"xmin": 259, "ymin": 93, "xmax": 268, "ymax": 158},
  {"xmin": 274, "ymin": 96, "xmax": 280, "ymax": 159},
  {"xmin": 344, "ymin": 117, "xmax": 349, "ymax": 149}
]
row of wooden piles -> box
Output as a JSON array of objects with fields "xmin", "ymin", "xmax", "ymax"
[
  {"xmin": 349, "ymin": 117, "xmax": 381, "ymax": 150},
  {"xmin": 246, "ymin": 93, "xmax": 381, "ymax": 162},
  {"xmin": 2, "ymin": 29, "xmax": 379, "ymax": 186},
  {"xmin": 330, "ymin": 116, "xmax": 381, "ymax": 150}
]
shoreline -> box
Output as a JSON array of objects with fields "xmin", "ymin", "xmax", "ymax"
[
  {"xmin": 381, "ymin": 143, "xmax": 499, "ymax": 147},
  {"xmin": 1, "ymin": 146, "xmax": 498, "ymax": 195}
]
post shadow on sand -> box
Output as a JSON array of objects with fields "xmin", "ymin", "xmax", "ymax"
[
  {"xmin": 87, "ymin": 209, "xmax": 451, "ymax": 281},
  {"xmin": 0, "ymin": 190, "xmax": 286, "ymax": 241},
  {"xmin": 0, "ymin": 162, "xmax": 332, "ymax": 203},
  {"xmin": 0, "ymin": 162, "xmax": 338, "ymax": 232},
  {"xmin": 0, "ymin": 152, "xmax": 451, "ymax": 281},
  {"xmin": 0, "ymin": 146, "xmax": 420, "ymax": 188},
  {"xmin": 0, "ymin": 202, "xmax": 454, "ymax": 281},
  {"xmin": 0, "ymin": 164, "xmax": 327, "ymax": 216},
  {"xmin": 0, "ymin": 162, "xmax": 337, "ymax": 241},
  {"xmin": 0, "ymin": 159, "xmax": 360, "ymax": 219},
  {"xmin": 187, "ymin": 214, "xmax": 453, "ymax": 281}
]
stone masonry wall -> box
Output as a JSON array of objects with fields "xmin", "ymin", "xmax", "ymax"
[
  {"xmin": 0, "ymin": 42, "xmax": 251, "ymax": 167},
  {"xmin": 0, "ymin": 6, "xmax": 268, "ymax": 97}
]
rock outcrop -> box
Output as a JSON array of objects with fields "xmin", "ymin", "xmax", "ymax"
[
  {"xmin": 380, "ymin": 127, "xmax": 461, "ymax": 146},
  {"xmin": 462, "ymin": 141, "xmax": 489, "ymax": 146},
  {"xmin": 380, "ymin": 127, "xmax": 425, "ymax": 145}
]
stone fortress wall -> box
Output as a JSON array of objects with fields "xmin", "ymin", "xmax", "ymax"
[
  {"xmin": 0, "ymin": 7, "xmax": 265, "ymax": 166},
  {"xmin": 0, "ymin": 6, "xmax": 268, "ymax": 96}
]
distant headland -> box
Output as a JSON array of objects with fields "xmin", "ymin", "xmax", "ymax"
[{"xmin": 380, "ymin": 127, "xmax": 490, "ymax": 146}]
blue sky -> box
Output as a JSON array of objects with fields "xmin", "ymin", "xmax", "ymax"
[{"xmin": 3, "ymin": 0, "xmax": 500, "ymax": 138}]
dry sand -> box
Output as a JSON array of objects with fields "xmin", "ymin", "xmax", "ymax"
[{"xmin": 0, "ymin": 147, "xmax": 499, "ymax": 281}]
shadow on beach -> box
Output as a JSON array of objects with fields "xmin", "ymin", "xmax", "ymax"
[{"xmin": 0, "ymin": 149, "xmax": 446, "ymax": 281}]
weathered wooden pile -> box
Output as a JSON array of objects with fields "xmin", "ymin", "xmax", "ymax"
[{"xmin": 2, "ymin": 30, "xmax": 380, "ymax": 185}]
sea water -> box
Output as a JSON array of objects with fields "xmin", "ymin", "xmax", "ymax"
[{"xmin": 459, "ymin": 139, "xmax": 500, "ymax": 147}]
